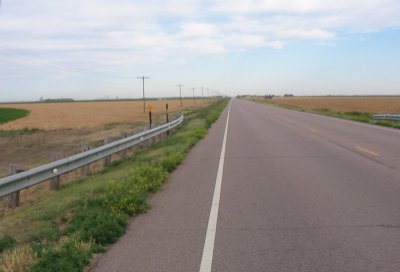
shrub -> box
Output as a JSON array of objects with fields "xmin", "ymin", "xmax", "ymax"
[
  {"xmin": 161, "ymin": 151, "xmax": 185, "ymax": 173},
  {"xmin": 133, "ymin": 164, "xmax": 168, "ymax": 193},
  {"xmin": 101, "ymin": 177, "xmax": 149, "ymax": 216},
  {"xmin": 0, "ymin": 234, "xmax": 17, "ymax": 253},
  {"xmin": 65, "ymin": 207, "xmax": 127, "ymax": 245},
  {"xmin": 30, "ymin": 240, "xmax": 91, "ymax": 272},
  {"xmin": 99, "ymin": 164, "xmax": 168, "ymax": 215}
]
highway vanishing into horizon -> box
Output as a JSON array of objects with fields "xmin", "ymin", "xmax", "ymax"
[{"xmin": 91, "ymin": 98, "xmax": 400, "ymax": 272}]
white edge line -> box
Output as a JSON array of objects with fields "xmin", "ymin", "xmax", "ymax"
[{"xmin": 199, "ymin": 100, "xmax": 231, "ymax": 272}]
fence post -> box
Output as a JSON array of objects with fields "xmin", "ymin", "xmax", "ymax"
[
  {"xmin": 80, "ymin": 143, "xmax": 91, "ymax": 176},
  {"xmin": 49, "ymin": 152, "xmax": 62, "ymax": 191},
  {"xmin": 8, "ymin": 164, "xmax": 25, "ymax": 208},
  {"xmin": 103, "ymin": 138, "xmax": 112, "ymax": 167},
  {"xmin": 166, "ymin": 103, "xmax": 170, "ymax": 136}
]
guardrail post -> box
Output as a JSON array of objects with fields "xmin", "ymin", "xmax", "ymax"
[
  {"xmin": 8, "ymin": 164, "xmax": 25, "ymax": 208},
  {"xmin": 103, "ymin": 139, "xmax": 112, "ymax": 167},
  {"xmin": 120, "ymin": 132, "xmax": 128, "ymax": 157},
  {"xmin": 80, "ymin": 143, "xmax": 91, "ymax": 176},
  {"xmin": 49, "ymin": 152, "xmax": 62, "ymax": 191}
]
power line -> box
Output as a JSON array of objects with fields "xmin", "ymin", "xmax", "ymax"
[
  {"xmin": 192, "ymin": 87, "xmax": 196, "ymax": 104},
  {"xmin": 177, "ymin": 84, "xmax": 184, "ymax": 106},
  {"xmin": 137, "ymin": 76, "xmax": 149, "ymax": 113}
]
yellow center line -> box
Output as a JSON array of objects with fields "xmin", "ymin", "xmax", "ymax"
[
  {"xmin": 356, "ymin": 146, "xmax": 379, "ymax": 157},
  {"xmin": 280, "ymin": 118, "xmax": 295, "ymax": 124},
  {"xmin": 309, "ymin": 128, "xmax": 319, "ymax": 134}
]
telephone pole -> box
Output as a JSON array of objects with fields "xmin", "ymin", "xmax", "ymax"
[
  {"xmin": 137, "ymin": 76, "xmax": 149, "ymax": 113},
  {"xmin": 177, "ymin": 84, "xmax": 184, "ymax": 106},
  {"xmin": 201, "ymin": 86, "xmax": 204, "ymax": 102},
  {"xmin": 192, "ymin": 88, "xmax": 196, "ymax": 104}
]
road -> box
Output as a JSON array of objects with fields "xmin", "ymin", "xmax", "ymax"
[{"xmin": 91, "ymin": 98, "xmax": 400, "ymax": 272}]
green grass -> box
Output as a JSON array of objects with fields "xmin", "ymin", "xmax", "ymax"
[
  {"xmin": 0, "ymin": 108, "xmax": 29, "ymax": 124},
  {"xmin": 0, "ymin": 98, "xmax": 228, "ymax": 272},
  {"xmin": 0, "ymin": 235, "xmax": 16, "ymax": 253}
]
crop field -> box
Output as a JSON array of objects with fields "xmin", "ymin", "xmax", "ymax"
[
  {"xmin": 0, "ymin": 99, "xmax": 213, "ymax": 177},
  {"xmin": 0, "ymin": 99, "xmax": 208, "ymax": 130},
  {"xmin": 0, "ymin": 108, "xmax": 29, "ymax": 125},
  {"xmin": 265, "ymin": 96, "xmax": 400, "ymax": 114}
]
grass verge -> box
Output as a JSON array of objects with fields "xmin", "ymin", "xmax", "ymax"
[
  {"xmin": 0, "ymin": 98, "xmax": 228, "ymax": 272},
  {"xmin": 254, "ymin": 100, "xmax": 400, "ymax": 129},
  {"xmin": 0, "ymin": 108, "xmax": 29, "ymax": 125}
]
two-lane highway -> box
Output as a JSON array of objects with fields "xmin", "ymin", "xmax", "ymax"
[
  {"xmin": 92, "ymin": 98, "xmax": 400, "ymax": 272},
  {"xmin": 212, "ymin": 99, "xmax": 400, "ymax": 271}
]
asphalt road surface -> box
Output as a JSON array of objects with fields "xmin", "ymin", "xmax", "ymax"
[{"xmin": 91, "ymin": 98, "xmax": 400, "ymax": 272}]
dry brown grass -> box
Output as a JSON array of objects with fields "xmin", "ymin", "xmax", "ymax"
[
  {"xmin": 0, "ymin": 245, "xmax": 37, "ymax": 272},
  {"xmin": 0, "ymin": 99, "xmax": 209, "ymax": 130},
  {"xmin": 267, "ymin": 96, "xmax": 400, "ymax": 114}
]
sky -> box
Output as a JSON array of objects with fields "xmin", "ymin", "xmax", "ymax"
[{"xmin": 0, "ymin": 0, "xmax": 400, "ymax": 102}]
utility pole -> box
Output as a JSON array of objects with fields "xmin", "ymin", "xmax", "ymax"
[
  {"xmin": 177, "ymin": 84, "xmax": 184, "ymax": 106},
  {"xmin": 207, "ymin": 88, "xmax": 209, "ymax": 98},
  {"xmin": 137, "ymin": 76, "xmax": 149, "ymax": 113},
  {"xmin": 201, "ymin": 86, "xmax": 204, "ymax": 102},
  {"xmin": 192, "ymin": 88, "xmax": 196, "ymax": 104}
]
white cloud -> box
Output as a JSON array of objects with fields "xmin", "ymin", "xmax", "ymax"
[{"xmin": 0, "ymin": 0, "xmax": 399, "ymax": 69}]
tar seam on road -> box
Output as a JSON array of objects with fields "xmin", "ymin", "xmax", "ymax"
[{"xmin": 199, "ymin": 100, "xmax": 231, "ymax": 272}]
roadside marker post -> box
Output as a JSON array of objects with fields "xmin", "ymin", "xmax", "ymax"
[{"xmin": 148, "ymin": 105, "xmax": 152, "ymax": 128}]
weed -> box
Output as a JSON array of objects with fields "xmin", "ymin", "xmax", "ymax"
[
  {"xmin": 0, "ymin": 245, "xmax": 37, "ymax": 272},
  {"xmin": 0, "ymin": 128, "xmax": 39, "ymax": 137},
  {"xmin": 24, "ymin": 222, "xmax": 59, "ymax": 243},
  {"xmin": 30, "ymin": 240, "xmax": 91, "ymax": 272},
  {"xmin": 0, "ymin": 234, "xmax": 16, "ymax": 253},
  {"xmin": 161, "ymin": 151, "xmax": 185, "ymax": 173},
  {"xmin": 65, "ymin": 207, "xmax": 127, "ymax": 245}
]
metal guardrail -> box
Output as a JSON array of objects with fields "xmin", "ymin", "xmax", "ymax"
[
  {"xmin": 372, "ymin": 114, "xmax": 400, "ymax": 122},
  {"xmin": 0, "ymin": 115, "xmax": 184, "ymax": 198}
]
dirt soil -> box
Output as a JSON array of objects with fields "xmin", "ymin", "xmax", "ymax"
[{"xmin": 266, "ymin": 96, "xmax": 400, "ymax": 114}]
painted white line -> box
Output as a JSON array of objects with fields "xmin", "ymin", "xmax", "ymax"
[{"xmin": 199, "ymin": 100, "xmax": 231, "ymax": 272}]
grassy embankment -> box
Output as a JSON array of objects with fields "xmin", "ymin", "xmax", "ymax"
[
  {"xmin": 0, "ymin": 99, "xmax": 228, "ymax": 272},
  {"xmin": 255, "ymin": 99, "xmax": 400, "ymax": 129}
]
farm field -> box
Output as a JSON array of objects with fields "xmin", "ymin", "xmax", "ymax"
[
  {"xmin": 263, "ymin": 96, "xmax": 400, "ymax": 114},
  {"xmin": 0, "ymin": 108, "xmax": 29, "ymax": 124},
  {"xmin": 0, "ymin": 99, "xmax": 212, "ymax": 177},
  {"xmin": 0, "ymin": 99, "xmax": 207, "ymax": 130}
]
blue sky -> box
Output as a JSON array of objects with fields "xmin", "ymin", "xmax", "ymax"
[{"xmin": 0, "ymin": 0, "xmax": 400, "ymax": 102}]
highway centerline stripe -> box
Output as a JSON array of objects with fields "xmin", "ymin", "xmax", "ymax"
[
  {"xmin": 356, "ymin": 145, "xmax": 379, "ymax": 157},
  {"xmin": 199, "ymin": 100, "xmax": 231, "ymax": 272},
  {"xmin": 309, "ymin": 128, "xmax": 319, "ymax": 134}
]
